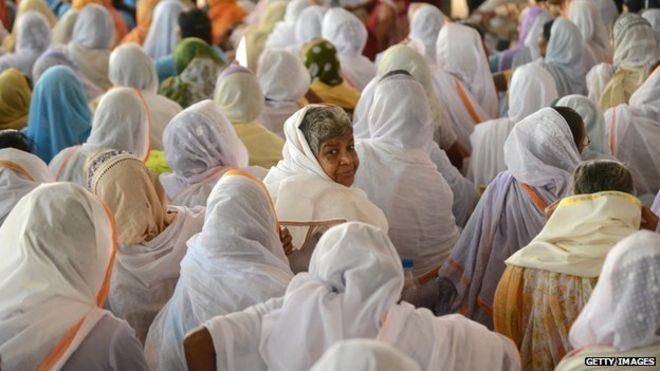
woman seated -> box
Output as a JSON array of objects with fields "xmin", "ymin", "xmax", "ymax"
[
  {"xmin": 538, "ymin": 18, "xmax": 586, "ymax": 97},
  {"xmin": 555, "ymin": 94, "xmax": 612, "ymax": 161},
  {"xmin": 108, "ymin": 43, "xmax": 182, "ymax": 150},
  {"xmin": 264, "ymin": 104, "xmax": 388, "ymax": 271},
  {"xmin": 0, "ymin": 11, "xmax": 51, "ymax": 79},
  {"xmin": 469, "ymin": 62, "xmax": 558, "ymax": 190},
  {"xmin": 184, "ymin": 222, "xmax": 520, "ymax": 371},
  {"xmin": 404, "ymin": 4, "xmax": 445, "ymax": 65},
  {"xmin": 311, "ymin": 340, "xmax": 420, "ymax": 371},
  {"xmin": 160, "ymin": 100, "xmax": 258, "ymax": 208},
  {"xmin": 568, "ymin": 0, "xmax": 610, "ymax": 72},
  {"xmin": 353, "ymin": 72, "xmax": 460, "ymax": 305},
  {"xmin": 160, "ymin": 37, "xmax": 226, "ymax": 108},
  {"xmin": 26, "ymin": 65, "xmax": 92, "ymax": 163},
  {"xmin": 144, "ymin": 170, "xmax": 293, "ymax": 371},
  {"xmin": 588, "ymin": 13, "xmax": 659, "ymax": 111},
  {"xmin": 555, "ymin": 231, "xmax": 660, "ymax": 371},
  {"xmin": 256, "ymin": 48, "xmax": 310, "ymax": 138},
  {"xmin": 604, "ymin": 67, "xmax": 660, "ymax": 203},
  {"xmin": 0, "ymin": 68, "xmax": 31, "ymax": 131},
  {"xmin": 300, "ymin": 38, "xmax": 360, "ymax": 115},
  {"xmin": 437, "ymin": 107, "xmax": 584, "ymax": 329},
  {"xmin": 50, "ymin": 87, "xmax": 150, "ymax": 185},
  {"xmin": 214, "ymin": 65, "xmax": 284, "ymax": 168},
  {"xmin": 321, "ymin": 8, "xmax": 376, "ymax": 91},
  {"xmin": 0, "ymin": 144, "xmax": 52, "ymax": 225},
  {"xmin": 86, "ymin": 150, "xmax": 205, "ymax": 343},
  {"xmin": 0, "ymin": 183, "xmax": 147, "ymax": 370},
  {"xmin": 494, "ymin": 160, "xmax": 642, "ymax": 371},
  {"xmin": 32, "ymin": 48, "xmax": 104, "ymax": 101}
]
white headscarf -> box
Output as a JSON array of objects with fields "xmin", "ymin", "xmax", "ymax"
[
  {"xmin": 520, "ymin": 10, "xmax": 553, "ymax": 63},
  {"xmin": 52, "ymin": 8, "xmax": 78, "ymax": 45},
  {"xmin": 504, "ymin": 107, "xmax": 582, "ymax": 196},
  {"xmin": 539, "ymin": 17, "xmax": 586, "ymax": 97},
  {"xmin": 259, "ymin": 222, "xmax": 403, "ymax": 371},
  {"xmin": 570, "ymin": 231, "xmax": 660, "ymax": 351},
  {"xmin": 160, "ymin": 100, "xmax": 249, "ymax": 207},
  {"xmin": 407, "ymin": 4, "xmax": 444, "ymax": 64},
  {"xmin": 569, "ymin": 0, "xmax": 611, "ymax": 69},
  {"xmin": 50, "ymin": 87, "xmax": 151, "ymax": 185},
  {"xmin": 292, "ymin": 5, "xmax": 326, "ymax": 53},
  {"xmin": 0, "ymin": 11, "xmax": 51, "ymax": 78},
  {"xmin": 33, "ymin": 47, "xmax": 105, "ymax": 102},
  {"xmin": 311, "ymin": 340, "xmax": 421, "ymax": 371},
  {"xmin": 321, "ymin": 8, "xmax": 375, "ymax": 90},
  {"xmin": 109, "ymin": 43, "xmax": 182, "ymax": 150},
  {"xmin": 214, "ymin": 66, "xmax": 265, "ymax": 124},
  {"xmin": 556, "ymin": 94, "xmax": 610, "ymax": 160},
  {"xmin": 642, "ymin": 9, "xmax": 660, "ymax": 47},
  {"xmin": 264, "ymin": 105, "xmax": 389, "ymax": 249},
  {"xmin": 67, "ymin": 4, "xmax": 115, "ymax": 90},
  {"xmin": 354, "ymin": 74, "xmax": 460, "ymax": 276},
  {"xmin": 265, "ymin": 0, "xmax": 312, "ymax": 49},
  {"xmin": 0, "ymin": 148, "xmax": 53, "ymax": 225},
  {"xmin": 594, "ymin": 0, "xmax": 619, "ymax": 29},
  {"xmin": 605, "ymin": 67, "xmax": 660, "ymax": 198},
  {"xmin": 143, "ymin": 0, "xmax": 187, "ymax": 60},
  {"xmin": 144, "ymin": 170, "xmax": 293, "ymax": 371},
  {"xmin": 613, "ymin": 13, "xmax": 659, "ymax": 68},
  {"xmin": 0, "ymin": 183, "xmax": 115, "ymax": 370},
  {"xmin": 469, "ymin": 63, "xmax": 558, "ymax": 189},
  {"xmin": 436, "ymin": 23, "xmax": 498, "ymax": 118}
]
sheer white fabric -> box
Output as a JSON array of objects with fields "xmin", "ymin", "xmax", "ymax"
[
  {"xmin": 265, "ymin": 0, "xmax": 311, "ymax": 49},
  {"xmin": 568, "ymin": 0, "xmax": 611, "ymax": 70},
  {"xmin": 33, "ymin": 47, "xmax": 105, "ymax": 102},
  {"xmin": 50, "ymin": 88, "xmax": 150, "ymax": 185},
  {"xmin": 436, "ymin": 23, "xmax": 498, "ymax": 119},
  {"xmin": 594, "ymin": 0, "xmax": 619, "ymax": 29},
  {"xmin": 604, "ymin": 68, "xmax": 660, "ymax": 199},
  {"xmin": 556, "ymin": 94, "xmax": 611, "ymax": 160},
  {"xmin": 407, "ymin": 4, "xmax": 444, "ymax": 64},
  {"xmin": 0, "ymin": 183, "xmax": 115, "ymax": 370},
  {"xmin": 109, "ymin": 43, "xmax": 182, "ymax": 150},
  {"xmin": 321, "ymin": 8, "xmax": 375, "ymax": 91},
  {"xmin": 52, "ymin": 9, "xmax": 78, "ymax": 45},
  {"xmin": 613, "ymin": 13, "xmax": 659, "ymax": 68},
  {"xmin": 469, "ymin": 63, "xmax": 558, "ymax": 188},
  {"xmin": 0, "ymin": 148, "xmax": 53, "ymax": 225},
  {"xmin": 264, "ymin": 105, "xmax": 388, "ymax": 245},
  {"xmin": 143, "ymin": 0, "xmax": 186, "ymax": 60},
  {"xmin": 257, "ymin": 48, "xmax": 310, "ymax": 137},
  {"xmin": 160, "ymin": 100, "xmax": 250, "ymax": 207},
  {"xmin": 311, "ymin": 340, "xmax": 421, "ymax": 371},
  {"xmin": 538, "ymin": 18, "xmax": 586, "ymax": 96},
  {"xmin": 144, "ymin": 171, "xmax": 293, "ymax": 371},
  {"xmin": 0, "ymin": 11, "xmax": 51, "ymax": 78},
  {"xmin": 354, "ymin": 74, "xmax": 460, "ymax": 277},
  {"xmin": 214, "ymin": 66, "xmax": 264, "ymax": 124},
  {"xmin": 643, "ymin": 9, "xmax": 660, "ymax": 47},
  {"xmin": 290, "ymin": 5, "xmax": 327, "ymax": 56},
  {"xmin": 67, "ymin": 4, "xmax": 115, "ymax": 90},
  {"xmin": 570, "ymin": 231, "xmax": 660, "ymax": 351},
  {"xmin": 504, "ymin": 107, "xmax": 582, "ymax": 196}
]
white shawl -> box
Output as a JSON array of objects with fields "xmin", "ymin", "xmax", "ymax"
[
  {"xmin": 143, "ymin": 0, "xmax": 187, "ymax": 60},
  {"xmin": 0, "ymin": 11, "xmax": 51, "ymax": 78}
]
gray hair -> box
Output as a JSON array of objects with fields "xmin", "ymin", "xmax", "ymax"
[
  {"xmin": 572, "ymin": 160, "xmax": 634, "ymax": 195},
  {"xmin": 299, "ymin": 105, "xmax": 353, "ymax": 156}
]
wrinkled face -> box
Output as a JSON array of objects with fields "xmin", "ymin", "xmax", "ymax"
[{"xmin": 316, "ymin": 131, "xmax": 359, "ymax": 187}]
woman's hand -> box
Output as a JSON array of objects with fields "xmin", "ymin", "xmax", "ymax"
[
  {"xmin": 641, "ymin": 206, "xmax": 659, "ymax": 232},
  {"xmin": 280, "ymin": 227, "xmax": 294, "ymax": 255}
]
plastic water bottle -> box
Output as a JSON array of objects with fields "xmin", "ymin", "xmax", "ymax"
[{"xmin": 401, "ymin": 258, "xmax": 419, "ymax": 305}]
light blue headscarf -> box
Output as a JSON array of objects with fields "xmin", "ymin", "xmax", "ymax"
[
  {"xmin": 26, "ymin": 65, "xmax": 92, "ymax": 163},
  {"xmin": 539, "ymin": 18, "xmax": 586, "ymax": 97}
]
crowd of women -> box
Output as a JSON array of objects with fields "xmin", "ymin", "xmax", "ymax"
[{"xmin": 0, "ymin": 0, "xmax": 659, "ymax": 369}]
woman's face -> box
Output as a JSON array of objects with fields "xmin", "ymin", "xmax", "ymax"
[{"xmin": 316, "ymin": 131, "xmax": 359, "ymax": 187}]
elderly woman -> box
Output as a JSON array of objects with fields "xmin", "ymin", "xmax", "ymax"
[
  {"xmin": 0, "ymin": 68, "xmax": 31, "ymax": 131},
  {"xmin": 437, "ymin": 107, "xmax": 584, "ymax": 329},
  {"xmin": 301, "ymin": 38, "xmax": 361, "ymax": 114},
  {"xmin": 86, "ymin": 150, "xmax": 205, "ymax": 343},
  {"xmin": 257, "ymin": 49, "xmax": 310, "ymax": 138},
  {"xmin": 264, "ymin": 104, "xmax": 388, "ymax": 271},
  {"xmin": 160, "ymin": 37, "xmax": 226, "ymax": 108},
  {"xmin": 555, "ymin": 231, "xmax": 660, "ymax": 370},
  {"xmin": 354, "ymin": 72, "xmax": 460, "ymax": 304},
  {"xmin": 0, "ymin": 11, "xmax": 51, "ymax": 79},
  {"xmin": 604, "ymin": 66, "xmax": 660, "ymax": 202},
  {"xmin": 494, "ymin": 160, "xmax": 642, "ymax": 371},
  {"xmin": 321, "ymin": 8, "xmax": 375, "ymax": 91},
  {"xmin": 555, "ymin": 95, "xmax": 611, "ymax": 161},
  {"xmin": 568, "ymin": 0, "xmax": 611, "ymax": 71},
  {"xmin": 50, "ymin": 87, "xmax": 150, "ymax": 185},
  {"xmin": 160, "ymin": 100, "xmax": 258, "ymax": 207},
  {"xmin": 144, "ymin": 170, "xmax": 294, "ymax": 371},
  {"xmin": 405, "ymin": 4, "xmax": 444, "ymax": 64},
  {"xmin": 0, "ymin": 147, "xmax": 52, "ymax": 225},
  {"xmin": 108, "ymin": 43, "xmax": 182, "ymax": 150},
  {"xmin": 538, "ymin": 18, "xmax": 586, "ymax": 97},
  {"xmin": 185, "ymin": 222, "xmax": 521, "ymax": 371},
  {"xmin": 32, "ymin": 48, "xmax": 105, "ymax": 102},
  {"xmin": 67, "ymin": 4, "xmax": 116, "ymax": 90},
  {"xmin": 143, "ymin": 0, "xmax": 187, "ymax": 60},
  {"xmin": 588, "ymin": 13, "xmax": 659, "ymax": 111}
]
